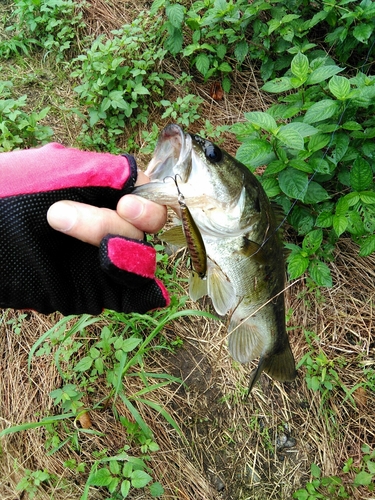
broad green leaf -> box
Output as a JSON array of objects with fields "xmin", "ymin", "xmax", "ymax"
[
  {"xmin": 121, "ymin": 336, "xmax": 142, "ymax": 352},
  {"xmin": 289, "ymin": 158, "xmax": 314, "ymax": 173},
  {"xmin": 302, "ymin": 229, "xmax": 323, "ymax": 255},
  {"xmin": 309, "ymin": 260, "xmax": 332, "ymax": 287},
  {"xmin": 165, "ymin": 30, "xmax": 183, "ymax": 55},
  {"xmin": 342, "ymin": 121, "xmax": 362, "ymax": 131},
  {"xmin": 360, "ymin": 191, "xmax": 375, "ymax": 204},
  {"xmin": 234, "ymin": 40, "xmax": 248, "ymax": 63},
  {"xmin": 236, "ymin": 139, "xmax": 274, "ymax": 169},
  {"xmin": 74, "ymin": 356, "xmax": 93, "ymax": 372},
  {"xmin": 88, "ymin": 468, "xmax": 112, "ymax": 487},
  {"xmin": 304, "ymin": 100, "xmax": 339, "ymax": 124},
  {"xmin": 311, "ymin": 463, "xmax": 321, "ymax": 478},
  {"xmin": 333, "ymin": 214, "xmax": 348, "ymax": 237},
  {"xmin": 316, "ymin": 211, "xmax": 333, "ymax": 228},
  {"xmin": 350, "ymin": 157, "xmax": 373, "ymax": 191},
  {"xmin": 121, "ymin": 479, "xmax": 131, "ymax": 497},
  {"xmin": 291, "ymin": 52, "xmax": 309, "ymax": 81},
  {"xmin": 279, "ymin": 168, "xmax": 308, "ymax": 200},
  {"xmin": 195, "ymin": 53, "xmax": 210, "ymax": 76},
  {"xmin": 276, "ymin": 124, "xmax": 305, "ymax": 150},
  {"xmin": 287, "ymin": 252, "xmax": 309, "ymax": 279},
  {"xmin": 331, "ymin": 133, "xmax": 349, "ymax": 163},
  {"xmin": 150, "ymin": 481, "xmax": 165, "ymax": 497},
  {"xmin": 218, "ymin": 62, "xmax": 232, "ymax": 73},
  {"xmin": 303, "ymin": 181, "xmax": 330, "ymax": 204},
  {"xmin": 353, "ymin": 23, "xmax": 373, "ymax": 43},
  {"xmin": 244, "ymin": 111, "xmax": 277, "ymax": 133},
  {"xmin": 307, "ymin": 133, "xmax": 331, "ymax": 153},
  {"xmin": 329, "ymin": 75, "xmax": 351, "ymax": 100},
  {"xmin": 166, "ymin": 3, "xmax": 184, "ymax": 28},
  {"xmin": 354, "ymin": 470, "xmax": 374, "ymax": 486},
  {"xmin": 343, "ymin": 192, "xmax": 360, "ymax": 206},
  {"xmin": 261, "ymin": 177, "xmax": 281, "ymax": 197},
  {"xmin": 306, "ymin": 65, "xmax": 343, "ymax": 85},
  {"xmin": 133, "ymin": 83, "xmax": 150, "ymax": 95},
  {"xmin": 264, "ymin": 159, "xmax": 286, "ymax": 175},
  {"xmin": 262, "ymin": 77, "xmax": 295, "ymax": 93},
  {"xmin": 280, "ymin": 122, "xmax": 319, "ymax": 138},
  {"xmin": 309, "ymin": 157, "xmax": 331, "ymax": 174},
  {"xmin": 216, "ymin": 44, "xmax": 226, "ymax": 59},
  {"xmin": 131, "ymin": 470, "xmax": 153, "ymax": 488},
  {"xmin": 150, "ymin": 0, "xmax": 165, "ymax": 15}
]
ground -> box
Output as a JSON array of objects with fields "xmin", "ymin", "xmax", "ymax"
[{"xmin": 0, "ymin": 1, "xmax": 374, "ymax": 499}]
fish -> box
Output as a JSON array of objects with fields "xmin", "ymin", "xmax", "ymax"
[{"xmin": 134, "ymin": 124, "xmax": 297, "ymax": 391}]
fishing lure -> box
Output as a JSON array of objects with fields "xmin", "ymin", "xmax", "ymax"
[{"xmin": 166, "ymin": 175, "xmax": 207, "ymax": 279}]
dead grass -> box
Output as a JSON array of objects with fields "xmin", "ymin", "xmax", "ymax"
[{"xmin": 1, "ymin": 0, "xmax": 374, "ymax": 499}]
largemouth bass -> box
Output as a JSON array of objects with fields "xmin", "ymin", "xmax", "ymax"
[{"xmin": 134, "ymin": 124, "xmax": 296, "ymax": 390}]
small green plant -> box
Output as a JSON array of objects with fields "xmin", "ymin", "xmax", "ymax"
[
  {"xmin": 4, "ymin": 0, "xmax": 87, "ymax": 60},
  {"xmin": 0, "ymin": 80, "xmax": 53, "ymax": 150},
  {"xmin": 71, "ymin": 13, "xmax": 173, "ymax": 150},
  {"xmin": 16, "ymin": 469, "xmax": 58, "ymax": 499},
  {"xmin": 231, "ymin": 51, "xmax": 375, "ymax": 287},
  {"xmin": 293, "ymin": 445, "xmax": 375, "ymax": 499},
  {"xmin": 159, "ymin": 93, "xmax": 203, "ymax": 128}
]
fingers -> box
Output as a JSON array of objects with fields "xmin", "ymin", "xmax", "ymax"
[
  {"xmin": 117, "ymin": 195, "xmax": 167, "ymax": 234},
  {"xmin": 47, "ymin": 200, "xmax": 145, "ymax": 245}
]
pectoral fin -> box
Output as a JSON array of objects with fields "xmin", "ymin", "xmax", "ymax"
[
  {"xmin": 159, "ymin": 225, "xmax": 187, "ymax": 248},
  {"xmin": 207, "ymin": 264, "xmax": 236, "ymax": 316},
  {"xmin": 227, "ymin": 320, "xmax": 266, "ymax": 364},
  {"xmin": 189, "ymin": 271, "xmax": 207, "ymax": 301}
]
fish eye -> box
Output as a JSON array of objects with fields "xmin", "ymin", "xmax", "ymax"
[{"xmin": 204, "ymin": 142, "xmax": 223, "ymax": 163}]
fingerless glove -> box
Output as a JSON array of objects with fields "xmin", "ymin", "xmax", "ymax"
[{"xmin": 0, "ymin": 143, "xmax": 169, "ymax": 315}]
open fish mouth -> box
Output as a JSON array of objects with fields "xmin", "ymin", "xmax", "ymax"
[{"xmin": 145, "ymin": 124, "xmax": 192, "ymax": 183}]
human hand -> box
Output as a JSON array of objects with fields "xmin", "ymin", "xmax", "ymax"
[
  {"xmin": 0, "ymin": 143, "xmax": 169, "ymax": 316},
  {"xmin": 47, "ymin": 170, "xmax": 167, "ymax": 244}
]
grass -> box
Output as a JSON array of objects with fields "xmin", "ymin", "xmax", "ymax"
[{"xmin": 1, "ymin": 0, "xmax": 375, "ymax": 498}]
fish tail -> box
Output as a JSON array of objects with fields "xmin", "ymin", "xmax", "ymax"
[{"xmin": 247, "ymin": 342, "xmax": 297, "ymax": 393}]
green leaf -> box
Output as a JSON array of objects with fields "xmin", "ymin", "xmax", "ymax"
[
  {"xmin": 353, "ymin": 23, "xmax": 373, "ymax": 43},
  {"xmin": 150, "ymin": 482, "xmax": 165, "ymax": 497},
  {"xmin": 329, "ymin": 75, "xmax": 351, "ymax": 100},
  {"xmin": 150, "ymin": 0, "xmax": 165, "ymax": 15},
  {"xmin": 291, "ymin": 52, "xmax": 309, "ymax": 81},
  {"xmin": 234, "ymin": 40, "xmax": 248, "ymax": 63},
  {"xmin": 350, "ymin": 157, "xmax": 373, "ymax": 191},
  {"xmin": 306, "ymin": 65, "xmax": 343, "ymax": 85},
  {"xmin": 360, "ymin": 191, "xmax": 375, "ymax": 204},
  {"xmin": 331, "ymin": 133, "xmax": 350, "ymax": 163},
  {"xmin": 304, "ymin": 100, "xmax": 339, "ymax": 124},
  {"xmin": 303, "ymin": 181, "xmax": 330, "ymax": 204},
  {"xmin": 121, "ymin": 479, "xmax": 131, "ymax": 497},
  {"xmin": 287, "ymin": 252, "xmax": 309, "ymax": 279},
  {"xmin": 218, "ymin": 61, "xmax": 232, "ymax": 73},
  {"xmin": 279, "ymin": 168, "xmax": 308, "ymax": 200},
  {"xmin": 302, "ymin": 229, "xmax": 323, "ymax": 255},
  {"xmin": 309, "ymin": 260, "xmax": 332, "ymax": 287},
  {"xmin": 333, "ymin": 214, "xmax": 348, "ymax": 237},
  {"xmin": 354, "ymin": 470, "xmax": 373, "ymax": 486},
  {"xmin": 236, "ymin": 139, "xmax": 274, "ymax": 169},
  {"xmin": 74, "ymin": 356, "xmax": 93, "ymax": 372},
  {"xmin": 316, "ymin": 211, "xmax": 333, "ymax": 228},
  {"xmin": 88, "ymin": 468, "xmax": 112, "ymax": 487},
  {"xmin": 264, "ymin": 160, "xmax": 287, "ymax": 175},
  {"xmin": 261, "ymin": 177, "xmax": 281, "ymax": 197},
  {"xmin": 131, "ymin": 470, "xmax": 153, "ymax": 488},
  {"xmin": 359, "ymin": 234, "xmax": 375, "ymax": 257},
  {"xmin": 281, "ymin": 122, "xmax": 319, "ymax": 138},
  {"xmin": 308, "ymin": 133, "xmax": 330, "ymax": 154},
  {"xmin": 311, "ymin": 463, "xmax": 321, "ymax": 478},
  {"xmin": 277, "ymin": 124, "xmax": 305, "ymax": 150},
  {"xmin": 244, "ymin": 111, "xmax": 277, "ymax": 133},
  {"xmin": 166, "ymin": 3, "xmax": 184, "ymax": 28},
  {"xmin": 121, "ymin": 336, "xmax": 142, "ymax": 352},
  {"xmin": 262, "ymin": 77, "xmax": 294, "ymax": 93},
  {"xmin": 195, "ymin": 53, "xmax": 210, "ymax": 76}
]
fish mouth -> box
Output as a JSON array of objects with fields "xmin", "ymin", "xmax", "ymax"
[{"xmin": 145, "ymin": 124, "xmax": 192, "ymax": 182}]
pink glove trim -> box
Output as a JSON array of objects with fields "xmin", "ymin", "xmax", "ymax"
[
  {"xmin": 0, "ymin": 143, "xmax": 132, "ymax": 197},
  {"xmin": 154, "ymin": 279, "xmax": 171, "ymax": 308},
  {"xmin": 107, "ymin": 237, "xmax": 157, "ymax": 278}
]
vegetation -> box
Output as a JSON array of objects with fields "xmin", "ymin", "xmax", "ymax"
[{"xmin": 0, "ymin": 0, "xmax": 374, "ymax": 498}]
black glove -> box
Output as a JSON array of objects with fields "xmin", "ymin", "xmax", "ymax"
[{"xmin": 0, "ymin": 143, "xmax": 169, "ymax": 315}]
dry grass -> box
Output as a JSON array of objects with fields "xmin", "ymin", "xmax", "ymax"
[{"xmin": 1, "ymin": 1, "xmax": 375, "ymax": 499}]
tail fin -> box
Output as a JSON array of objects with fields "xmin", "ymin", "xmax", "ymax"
[{"xmin": 248, "ymin": 343, "xmax": 297, "ymax": 393}]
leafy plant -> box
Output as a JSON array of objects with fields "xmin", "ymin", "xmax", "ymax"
[
  {"xmin": 0, "ymin": 80, "xmax": 53, "ymax": 150},
  {"xmin": 71, "ymin": 13, "xmax": 173, "ymax": 150},
  {"xmin": 4, "ymin": 0, "xmax": 87, "ymax": 60},
  {"xmin": 16, "ymin": 468, "xmax": 58, "ymax": 499},
  {"xmin": 231, "ymin": 51, "xmax": 375, "ymax": 286}
]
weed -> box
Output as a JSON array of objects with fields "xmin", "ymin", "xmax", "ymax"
[
  {"xmin": 16, "ymin": 468, "xmax": 58, "ymax": 499},
  {"xmin": 231, "ymin": 52, "xmax": 375, "ymax": 286}
]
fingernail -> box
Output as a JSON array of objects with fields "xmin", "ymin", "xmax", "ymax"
[
  {"xmin": 119, "ymin": 196, "xmax": 145, "ymax": 220},
  {"xmin": 47, "ymin": 202, "xmax": 77, "ymax": 232}
]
